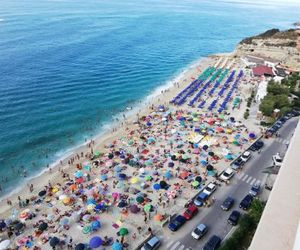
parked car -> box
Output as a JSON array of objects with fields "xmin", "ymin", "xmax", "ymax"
[
  {"xmin": 221, "ymin": 196, "xmax": 234, "ymax": 211},
  {"xmin": 291, "ymin": 110, "xmax": 300, "ymax": 117},
  {"xmin": 228, "ymin": 210, "xmax": 241, "ymax": 226},
  {"xmin": 203, "ymin": 235, "xmax": 221, "ymax": 250},
  {"xmin": 272, "ymin": 153, "xmax": 283, "ymax": 167},
  {"xmin": 249, "ymin": 140, "xmax": 264, "ymax": 151},
  {"xmin": 203, "ymin": 182, "xmax": 217, "ymax": 196},
  {"xmin": 232, "ymin": 158, "xmax": 244, "ymax": 170},
  {"xmin": 249, "ymin": 184, "xmax": 260, "ymax": 197},
  {"xmin": 220, "ymin": 168, "xmax": 234, "ymax": 181},
  {"xmin": 183, "ymin": 204, "xmax": 198, "ymax": 220},
  {"xmin": 141, "ymin": 236, "xmax": 161, "ymax": 250},
  {"xmin": 194, "ymin": 192, "xmax": 209, "ymax": 207},
  {"xmin": 239, "ymin": 194, "xmax": 253, "ymax": 210},
  {"xmin": 168, "ymin": 215, "xmax": 186, "ymax": 231},
  {"xmin": 191, "ymin": 223, "xmax": 208, "ymax": 240},
  {"xmin": 241, "ymin": 151, "xmax": 251, "ymax": 162}
]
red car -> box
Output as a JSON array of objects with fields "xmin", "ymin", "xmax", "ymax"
[{"xmin": 182, "ymin": 204, "xmax": 198, "ymax": 220}]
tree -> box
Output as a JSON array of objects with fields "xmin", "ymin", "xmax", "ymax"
[
  {"xmin": 259, "ymin": 98, "xmax": 274, "ymax": 116},
  {"xmin": 274, "ymin": 94, "xmax": 290, "ymax": 109},
  {"xmin": 267, "ymin": 83, "xmax": 289, "ymax": 95}
]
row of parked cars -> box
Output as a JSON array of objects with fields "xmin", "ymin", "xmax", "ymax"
[{"xmin": 266, "ymin": 110, "xmax": 299, "ymax": 136}]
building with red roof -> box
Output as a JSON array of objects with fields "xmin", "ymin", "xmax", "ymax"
[{"xmin": 252, "ymin": 65, "xmax": 274, "ymax": 77}]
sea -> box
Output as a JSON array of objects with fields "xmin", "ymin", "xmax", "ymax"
[{"xmin": 0, "ymin": 0, "xmax": 300, "ymax": 196}]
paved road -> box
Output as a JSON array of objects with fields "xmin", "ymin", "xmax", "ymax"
[{"xmin": 160, "ymin": 117, "xmax": 299, "ymax": 250}]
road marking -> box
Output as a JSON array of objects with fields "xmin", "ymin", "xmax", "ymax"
[
  {"xmin": 177, "ymin": 245, "xmax": 185, "ymax": 250},
  {"xmin": 238, "ymin": 173, "xmax": 245, "ymax": 179},
  {"xmin": 250, "ymin": 178, "xmax": 256, "ymax": 185},
  {"xmin": 166, "ymin": 240, "xmax": 174, "ymax": 248},
  {"xmin": 246, "ymin": 176, "xmax": 252, "ymax": 183},
  {"xmin": 242, "ymin": 174, "xmax": 248, "ymax": 181},
  {"xmin": 169, "ymin": 241, "xmax": 181, "ymax": 250}
]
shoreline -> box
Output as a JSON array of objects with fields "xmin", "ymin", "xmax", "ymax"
[{"xmin": 0, "ymin": 54, "xmax": 218, "ymax": 213}]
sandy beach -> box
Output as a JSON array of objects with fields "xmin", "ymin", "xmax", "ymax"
[{"xmin": 0, "ymin": 53, "xmax": 262, "ymax": 250}]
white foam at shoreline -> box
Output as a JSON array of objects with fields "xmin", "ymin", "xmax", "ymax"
[{"xmin": 0, "ymin": 57, "xmax": 205, "ymax": 199}]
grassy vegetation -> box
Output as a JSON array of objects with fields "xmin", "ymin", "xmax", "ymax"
[
  {"xmin": 259, "ymin": 73, "xmax": 300, "ymax": 117},
  {"xmin": 220, "ymin": 199, "xmax": 265, "ymax": 250}
]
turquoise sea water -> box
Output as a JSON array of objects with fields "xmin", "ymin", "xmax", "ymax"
[{"xmin": 0, "ymin": 0, "xmax": 299, "ymax": 195}]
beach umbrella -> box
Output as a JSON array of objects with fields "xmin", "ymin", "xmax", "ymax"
[
  {"xmin": 179, "ymin": 171, "xmax": 189, "ymax": 179},
  {"xmin": 112, "ymin": 192, "xmax": 119, "ymax": 199},
  {"xmin": 145, "ymin": 175, "xmax": 152, "ymax": 181},
  {"xmin": 59, "ymin": 194, "xmax": 67, "ymax": 201},
  {"xmin": 192, "ymin": 181, "xmax": 200, "ymax": 187},
  {"xmin": 136, "ymin": 196, "xmax": 144, "ymax": 204},
  {"xmin": 38, "ymin": 190, "xmax": 46, "ymax": 197},
  {"xmin": 152, "ymin": 183, "xmax": 160, "ymax": 190},
  {"xmin": 0, "ymin": 239, "xmax": 11, "ymax": 250},
  {"xmin": 60, "ymin": 217, "xmax": 69, "ymax": 226},
  {"xmin": 154, "ymin": 214, "xmax": 163, "ymax": 221},
  {"xmin": 114, "ymin": 166, "xmax": 122, "ymax": 172},
  {"xmin": 202, "ymin": 145, "xmax": 208, "ymax": 150},
  {"xmin": 75, "ymin": 243, "xmax": 85, "ymax": 250},
  {"xmin": 14, "ymin": 222, "xmax": 24, "ymax": 231},
  {"xmin": 94, "ymin": 151, "xmax": 100, "ymax": 157},
  {"xmin": 129, "ymin": 204, "xmax": 140, "ymax": 214},
  {"xmin": 76, "ymin": 177, "xmax": 84, "ymax": 183},
  {"xmin": 116, "ymin": 182, "xmax": 124, "ymax": 189},
  {"xmin": 144, "ymin": 204, "xmax": 152, "ymax": 212},
  {"xmin": 139, "ymin": 168, "xmax": 145, "ymax": 174},
  {"xmin": 112, "ymin": 241, "xmax": 123, "ymax": 250},
  {"xmin": 0, "ymin": 221, "xmax": 6, "ymax": 230},
  {"xmin": 91, "ymin": 220, "xmax": 101, "ymax": 230},
  {"xmin": 82, "ymin": 225, "xmax": 92, "ymax": 234},
  {"xmin": 164, "ymin": 171, "xmax": 172, "ymax": 179},
  {"xmin": 95, "ymin": 203, "xmax": 104, "ymax": 211},
  {"xmin": 63, "ymin": 197, "xmax": 72, "ymax": 205},
  {"xmin": 249, "ymin": 133, "xmax": 256, "ymax": 139},
  {"xmin": 200, "ymin": 160, "xmax": 207, "ymax": 166},
  {"xmin": 74, "ymin": 170, "xmax": 83, "ymax": 178},
  {"xmin": 118, "ymin": 200, "xmax": 127, "ymax": 208},
  {"xmin": 118, "ymin": 173, "xmax": 127, "ymax": 180},
  {"xmin": 38, "ymin": 222, "xmax": 48, "ymax": 231},
  {"xmin": 233, "ymin": 140, "xmax": 239, "ymax": 145},
  {"xmin": 195, "ymin": 176, "xmax": 202, "ymax": 183},
  {"xmin": 225, "ymin": 154, "xmax": 233, "ymax": 160},
  {"xmin": 160, "ymin": 180, "xmax": 168, "ymax": 189},
  {"xmin": 100, "ymin": 174, "xmax": 107, "ymax": 181},
  {"xmin": 193, "ymin": 148, "xmax": 200, "ymax": 154},
  {"xmin": 130, "ymin": 177, "xmax": 138, "ymax": 184},
  {"xmin": 207, "ymin": 165, "xmax": 214, "ymax": 171},
  {"xmin": 118, "ymin": 227, "xmax": 129, "ymax": 236},
  {"xmin": 82, "ymin": 214, "xmax": 91, "ymax": 222},
  {"xmin": 208, "ymin": 151, "xmax": 214, "ymax": 156},
  {"xmin": 168, "ymin": 162, "xmax": 175, "ymax": 168},
  {"xmin": 89, "ymin": 236, "xmax": 103, "ymax": 248},
  {"xmin": 49, "ymin": 237, "xmax": 60, "ymax": 247}
]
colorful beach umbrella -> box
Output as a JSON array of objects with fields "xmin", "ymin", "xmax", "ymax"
[
  {"xmin": 82, "ymin": 225, "xmax": 92, "ymax": 234},
  {"xmin": 74, "ymin": 171, "xmax": 83, "ymax": 178},
  {"xmin": 91, "ymin": 220, "xmax": 101, "ymax": 230},
  {"xmin": 152, "ymin": 183, "xmax": 161, "ymax": 190},
  {"xmin": 192, "ymin": 181, "xmax": 200, "ymax": 187},
  {"xmin": 130, "ymin": 177, "xmax": 138, "ymax": 184},
  {"xmin": 136, "ymin": 196, "xmax": 144, "ymax": 204}
]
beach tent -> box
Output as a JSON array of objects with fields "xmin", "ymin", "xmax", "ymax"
[{"xmin": 118, "ymin": 227, "xmax": 129, "ymax": 236}]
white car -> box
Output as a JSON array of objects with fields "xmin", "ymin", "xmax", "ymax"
[
  {"xmin": 220, "ymin": 168, "xmax": 235, "ymax": 181},
  {"xmin": 272, "ymin": 153, "xmax": 283, "ymax": 167},
  {"xmin": 203, "ymin": 183, "xmax": 217, "ymax": 196},
  {"xmin": 241, "ymin": 151, "xmax": 251, "ymax": 162}
]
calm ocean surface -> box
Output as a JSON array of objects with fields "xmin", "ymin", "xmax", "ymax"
[{"xmin": 0, "ymin": 0, "xmax": 299, "ymax": 195}]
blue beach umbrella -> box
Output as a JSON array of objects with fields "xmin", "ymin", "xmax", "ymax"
[
  {"xmin": 164, "ymin": 171, "xmax": 172, "ymax": 180},
  {"xmin": 114, "ymin": 165, "xmax": 122, "ymax": 172},
  {"xmin": 118, "ymin": 173, "xmax": 127, "ymax": 180},
  {"xmin": 112, "ymin": 241, "xmax": 123, "ymax": 250},
  {"xmin": 153, "ymin": 183, "xmax": 161, "ymax": 190},
  {"xmin": 74, "ymin": 171, "xmax": 83, "ymax": 178},
  {"xmin": 100, "ymin": 174, "xmax": 107, "ymax": 181},
  {"xmin": 89, "ymin": 236, "xmax": 103, "ymax": 248},
  {"xmin": 200, "ymin": 160, "xmax": 207, "ymax": 166}
]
